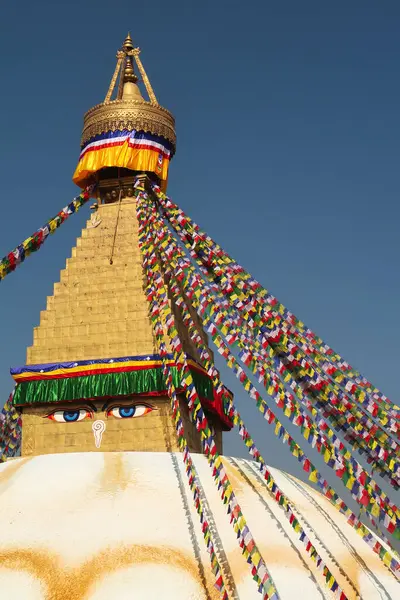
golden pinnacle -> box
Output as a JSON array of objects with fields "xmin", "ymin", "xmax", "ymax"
[{"xmin": 122, "ymin": 32, "xmax": 134, "ymax": 53}]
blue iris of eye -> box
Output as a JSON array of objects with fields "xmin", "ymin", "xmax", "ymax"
[
  {"xmin": 63, "ymin": 410, "xmax": 80, "ymax": 422},
  {"xmin": 119, "ymin": 407, "xmax": 136, "ymax": 418}
]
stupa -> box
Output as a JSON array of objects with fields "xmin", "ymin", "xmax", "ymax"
[{"xmin": 0, "ymin": 34, "xmax": 399, "ymax": 600}]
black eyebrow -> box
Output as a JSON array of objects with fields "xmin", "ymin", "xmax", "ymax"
[
  {"xmin": 101, "ymin": 400, "xmax": 154, "ymax": 411},
  {"xmin": 43, "ymin": 401, "xmax": 98, "ymax": 416}
]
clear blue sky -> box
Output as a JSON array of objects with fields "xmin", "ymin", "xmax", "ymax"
[{"xmin": 0, "ymin": 1, "xmax": 399, "ymax": 507}]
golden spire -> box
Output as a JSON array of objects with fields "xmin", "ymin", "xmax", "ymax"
[
  {"xmin": 73, "ymin": 32, "xmax": 176, "ymax": 189},
  {"xmin": 104, "ymin": 33, "xmax": 159, "ymax": 104},
  {"xmin": 119, "ymin": 32, "xmax": 143, "ymax": 100},
  {"xmin": 121, "ymin": 54, "xmax": 143, "ymax": 101},
  {"xmin": 122, "ymin": 32, "xmax": 134, "ymax": 52},
  {"xmin": 123, "ymin": 56, "xmax": 137, "ymax": 83}
]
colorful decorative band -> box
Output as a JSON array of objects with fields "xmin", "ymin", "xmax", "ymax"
[
  {"xmin": 79, "ymin": 129, "xmax": 174, "ymax": 161},
  {"xmin": 72, "ymin": 129, "xmax": 173, "ymax": 186},
  {"xmin": 11, "ymin": 354, "xmax": 233, "ymax": 430},
  {"xmin": 11, "ymin": 354, "xmax": 206, "ymax": 382}
]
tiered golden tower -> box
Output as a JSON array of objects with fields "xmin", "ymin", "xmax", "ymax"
[{"xmin": 18, "ymin": 34, "xmax": 228, "ymax": 457}]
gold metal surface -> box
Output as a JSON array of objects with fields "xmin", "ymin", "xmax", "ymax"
[{"xmin": 80, "ymin": 98, "xmax": 176, "ymax": 148}]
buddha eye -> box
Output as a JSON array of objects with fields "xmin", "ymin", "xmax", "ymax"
[
  {"xmin": 46, "ymin": 409, "xmax": 93, "ymax": 423},
  {"xmin": 106, "ymin": 404, "xmax": 154, "ymax": 419}
]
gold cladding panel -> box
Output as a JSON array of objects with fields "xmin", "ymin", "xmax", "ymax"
[{"xmin": 26, "ymin": 198, "xmax": 205, "ymax": 364}]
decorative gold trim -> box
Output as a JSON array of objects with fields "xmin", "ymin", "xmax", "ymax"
[
  {"xmin": 104, "ymin": 51, "xmax": 125, "ymax": 103},
  {"xmin": 81, "ymin": 99, "xmax": 176, "ymax": 149},
  {"xmin": 131, "ymin": 48, "xmax": 158, "ymax": 106}
]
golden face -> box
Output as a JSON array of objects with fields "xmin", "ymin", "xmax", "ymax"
[
  {"xmin": 20, "ymin": 396, "xmax": 204, "ymax": 456},
  {"xmin": 22, "ymin": 397, "xmax": 173, "ymax": 456},
  {"xmin": 45, "ymin": 399, "xmax": 155, "ymax": 448}
]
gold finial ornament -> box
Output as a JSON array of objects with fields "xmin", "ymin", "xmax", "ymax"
[
  {"xmin": 73, "ymin": 32, "xmax": 176, "ymax": 189},
  {"xmin": 122, "ymin": 32, "xmax": 134, "ymax": 52},
  {"xmin": 123, "ymin": 56, "xmax": 137, "ymax": 84}
]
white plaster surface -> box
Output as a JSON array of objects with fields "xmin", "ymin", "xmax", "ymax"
[{"xmin": 0, "ymin": 452, "xmax": 398, "ymax": 599}]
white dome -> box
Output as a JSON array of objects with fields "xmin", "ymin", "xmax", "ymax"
[{"xmin": 0, "ymin": 452, "xmax": 397, "ymax": 599}]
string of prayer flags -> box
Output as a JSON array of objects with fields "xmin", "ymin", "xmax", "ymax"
[
  {"xmin": 0, "ymin": 185, "xmax": 95, "ymax": 283},
  {"xmin": 153, "ymin": 185, "xmax": 400, "ymax": 428},
  {"xmin": 153, "ymin": 186, "xmax": 400, "ymax": 487},
  {"xmin": 0, "ymin": 392, "xmax": 21, "ymax": 462},
  {"xmin": 146, "ymin": 187, "xmax": 400, "ymax": 541},
  {"xmin": 137, "ymin": 188, "xmax": 280, "ymax": 599},
  {"xmin": 182, "ymin": 278, "xmax": 400, "ymax": 533},
  {"xmin": 137, "ymin": 212, "xmax": 229, "ymax": 600},
  {"xmin": 142, "ymin": 184, "xmax": 400, "ymax": 562},
  {"xmin": 153, "ymin": 232, "xmax": 353, "ymax": 598},
  {"xmin": 156, "ymin": 187, "xmax": 400, "ymax": 441},
  {"xmin": 152, "ymin": 183, "xmax": 400, "ymax": 421}
]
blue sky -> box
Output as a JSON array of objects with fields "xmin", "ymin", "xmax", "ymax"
[{"xmin": 0, "ymin": 1, "xmax": 399, "ymax": 506}]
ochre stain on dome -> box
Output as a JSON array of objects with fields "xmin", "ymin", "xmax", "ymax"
[
  {"xmin": 100, "ymin": 452, "xmax": 133, "ymax": 494},
  {"xmin": 220, "ymin": 458, "xmax": 245, "ymax": 494},
  {"xmin": 0, "ymin": 457, "xmax": 31, "ymax": 486},
  {"xmin": 0, "ymin": 545, "xmax": 221, "ymax": 600}
]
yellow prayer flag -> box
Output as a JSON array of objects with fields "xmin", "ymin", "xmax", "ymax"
[
  {"xmin": 371, "ymin": 503, "xmax": 380, "ymax": 518},
  {"xmin": 238, "ymin": 516, "xmax": 246, "ymax": 529},
  {"xmin": 383, "ymin": 553, "xmax": 392, "ymax": 567}
]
